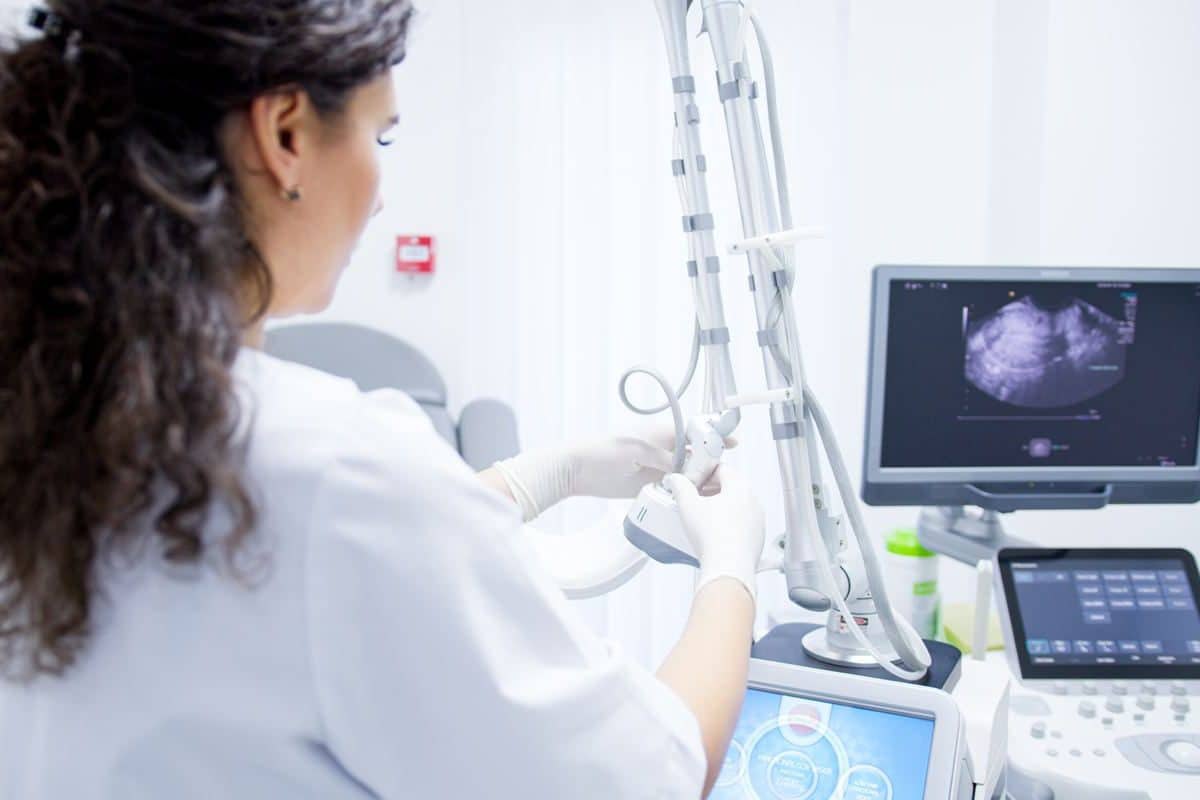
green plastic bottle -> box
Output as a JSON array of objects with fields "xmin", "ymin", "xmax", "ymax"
[{"xmin": 885, "ymin": 529, "xmax": 941, "ymax": 640}]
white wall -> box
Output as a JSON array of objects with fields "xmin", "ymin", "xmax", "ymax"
[
  {"xmin": 0, "ymin": 1, "xmax": 20, "ymax": 30},
  {"xmin": 5, "ymin": 0, "xmax": 1196, "ymax": 661},
  {"xmin": 312, "ymin": 0, "xmax": 1200, "ymax": 656}
]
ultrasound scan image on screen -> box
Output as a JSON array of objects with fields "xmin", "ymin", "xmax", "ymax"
[
  {"xmin": 963, "ymin": 292, "xmax": 1130, "ymax": 409},
  {"xmin": 880, "ymin": 279, "xmax": 1200, "ymax": 469}
]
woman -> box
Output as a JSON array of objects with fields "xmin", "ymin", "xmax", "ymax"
[{"xmin": 0, "ymin": 2, "xmax": 766, "ymax": 797}]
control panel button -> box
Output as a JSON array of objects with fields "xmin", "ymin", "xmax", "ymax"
[
  {"xmin": 1078, "ymin": 701, "xmax": 1096, "ymax": 719},
  {"xmin": 1106, "ymin": 698, "xmax": 1125, "ymax": 714},
  {"xmin": 1137, "ymin": 696, "xmax": 1156, "ymax": 711},
  {"xmin": 1170, "ymin": 682, "xmax": 1187, "ymax": 697},
  {"xmin": 1069, "ymin": 748, "xmax": 1081, "ymax": 757},
  {"xmin": 1093, "ymin": 748, "xmax": 1106, "ymax": 757},
  {"xmin": 1171, "ymin": 697, "xmax": 1191, "ymax": 714},
  {"xmin": 1031, "ymin": 721, "xmax": 1046, "ymax": 739},
  {"xmin": 1082, "ymin": 681, "xmax": 1098, "ymax": 696},
  {"xmin": 1052, "ymin": 681, "xmax": 1068, "ymax": 696},
  {"xmin": 1141, "ymin": 682, "xmax": 1158, "ymax": 696},
  {"xmin": 1112, "ymin": 681, "xmax": 1129, "ymax": 696},
  {"xmin": 1162, "ymin": 740, "xmax": 1200, "ymax": 770}
]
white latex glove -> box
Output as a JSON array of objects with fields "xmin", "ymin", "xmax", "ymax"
[
  {"xmin": 663, "ymin": 465, "xmax": 765, "ymax": 604},
  {"xmin": 492, "ymin": 425, "xmax": 733, "ymax": 522}
]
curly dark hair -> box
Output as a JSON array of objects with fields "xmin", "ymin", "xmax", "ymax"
[{"xmin": 0, "ymin": 0, "xmax": 413, "ymax": 678}]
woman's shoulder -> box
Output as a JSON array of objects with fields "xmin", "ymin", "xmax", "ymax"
[
  {"xmin": 232, "ymin": 346, "xmax": 463, "ymax": 482},
  {"xmin": 232, "ymin": 347, "xmax": 520, "ymax": 553}
]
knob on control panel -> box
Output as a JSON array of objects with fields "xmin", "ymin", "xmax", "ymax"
[{"xmin": 1163, "ymin": 740, "xmax": 1200, "ymax": 770}]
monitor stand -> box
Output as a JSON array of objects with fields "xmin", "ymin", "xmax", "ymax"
[{"xmin": 916, "ymin": 506, "xmax": 1032, "ymax": 566}]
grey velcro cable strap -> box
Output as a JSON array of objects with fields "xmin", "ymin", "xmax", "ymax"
[
  {"xmin": 681, "ymin": 213, "xmax": 715, "ymax": 233},
  {"xmin": 672, "ymin": 75, "xmax": 696, "ymax": 94},
  {"xmin": 772, "ymin": 422, "xmax": 801, "ymax": 441},
  {"xmin": 698, "ymin": 327, "xmax": 731, "ymax": 346}
]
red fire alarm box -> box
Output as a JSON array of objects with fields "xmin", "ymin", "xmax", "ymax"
[{"xmin": 395, "ymin": 235, "xmax": 436, "ymax": 274}]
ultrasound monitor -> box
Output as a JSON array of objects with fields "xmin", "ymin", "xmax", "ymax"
[{"xmin": 862, "ymin": 266, "xmax": 1200, "ymax": 511}]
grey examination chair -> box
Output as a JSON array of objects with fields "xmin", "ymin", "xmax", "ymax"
[{"xmin": 264, "ymin": 322, "xmax": 520, "ymax": 471}]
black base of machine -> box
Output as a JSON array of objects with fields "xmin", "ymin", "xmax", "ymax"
[{"xmin": 751, "ymin": 622, "xmax": 963, "ymax": 690}]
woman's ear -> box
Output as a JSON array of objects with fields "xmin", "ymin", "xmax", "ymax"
[{"xmin": 245, "ymin": 88, "xmax": 314, "ymax": 197}]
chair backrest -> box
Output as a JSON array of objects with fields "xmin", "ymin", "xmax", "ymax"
[
  {"xmin": 263, "ymin": 322, "xmax": 458, "ymax": 446},
  {"xmin": 457, "ymin": 398, "xmax": 521, "ymax": 473}
]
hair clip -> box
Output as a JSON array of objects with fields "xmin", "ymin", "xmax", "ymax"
[{"xmin": 28, "ymin": 6, "xmax": 72, "ymax": 40}]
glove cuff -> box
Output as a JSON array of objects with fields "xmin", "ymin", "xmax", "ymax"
[
  {"xmin": 492, "ymin": 448, "xmax": 575, "ymax": 522},
  {"xmin": 491, "ymin": 459, "xmax": 540, "ymax": 522},
  {"xmin": 695, "ymin": 565, "xmax": 757, "ymax": 608}
]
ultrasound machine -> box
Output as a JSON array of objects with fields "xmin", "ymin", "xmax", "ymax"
[
  {"xmin": 707, "ymin": 267, "xmax": 1199, "ymax": 800},
  {"xmin": 995, "ymin": 548, "xmax": 1200, "ymax": 799},
  {"xmin": 850, "ymin": 265, "xmax": 1200, "ymax": 800}
]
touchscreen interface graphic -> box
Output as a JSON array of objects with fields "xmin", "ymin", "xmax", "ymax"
[
  {"xmin": 1010, "ymin": 557, "xmax": 1200, "ymax": 668},
  {"xmin": 711, "ymin": 688, "xmax": 935, "ymax": 800}
]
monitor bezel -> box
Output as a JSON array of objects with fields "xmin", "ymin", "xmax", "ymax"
[
  {"xmin": 862, "ymin": 265, "xmax": 1200, "ymax": 506},
  {"xmin": 995, "ymin": 547, "xmax": 1200, "ymax": 681},
  {"xmin": 744, "ymin": 658, "xmax": 961, "ymax": 800}
]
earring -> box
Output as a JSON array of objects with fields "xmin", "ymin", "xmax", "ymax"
[{"xmin": 281, "ymin": 185, "xmax": 302, "ymax": 202}]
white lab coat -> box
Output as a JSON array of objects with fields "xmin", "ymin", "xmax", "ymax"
[{"xmin": 0, "ymin": 348, "xmax": 706, "ymax": 799}]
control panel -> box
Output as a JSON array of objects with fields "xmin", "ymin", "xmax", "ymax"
[
  {"xmin": 1008, "ymin": 679, "xmax": 1199, "ymax": 799},
  {"xmin": 996, "ymin": 548, "xmax": 1200, "ymax": 799}
]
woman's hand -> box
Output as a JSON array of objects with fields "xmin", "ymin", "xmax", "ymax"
[
  {"xmin": 487, "ymin": 425, "xmax": 734, "ymax": 522},
  {"xmin": 664, "ymin": 465, "xmax": 764, "ymax": 601},
  {"xmin": 567, "ymin": 429, "xmax": 678, "ymax": 499}
]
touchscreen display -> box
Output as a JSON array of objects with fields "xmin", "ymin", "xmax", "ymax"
[
  {"xmin": 711, "ymin": 688, "xmax": 935, "ymax": 800},
  {"xmin": 1001, "ymin": 550, "xmax": 1200, "ymax": 679}
]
